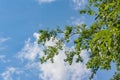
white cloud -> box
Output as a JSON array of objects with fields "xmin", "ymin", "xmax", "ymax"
[
  {"xmin": 39, "ymin": 49, "xmax": 91, "ymax": 80},
  {"xmin": 1, "ymin": 67, "xmax": 23, "ymax": 80},
  {"xmin": 17, "ymin": 38, "xmax": 41, "ymax": 61},
  {"xmin": 72, "ymin": 0, "xmax": 87, "ymax": 10},
  {"xmin": 17, "ymin": 32, "xmax": 91, "ymax": 80},
  {"xmin": 17, "ymin": 33, "xmax": 42, "ymax": 61},
  {"xmin": 37, "ymin": 0, "xmax": 56, "ymax": 4}
]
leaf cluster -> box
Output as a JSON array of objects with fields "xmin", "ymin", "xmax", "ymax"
[{"xmin": 38, "ymin": 0, "xmax": 120, "ymax": 80}]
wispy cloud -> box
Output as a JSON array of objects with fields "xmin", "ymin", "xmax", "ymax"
[
  {"xmin": 0, "ymin": 55, "xmax": 10, "ymax": 63},
  {"xmin": 36, "ymin": 0, "xmax": 86, "ymax": 9},
  {"xmin": 0, "ymin": 37, "xmax": 10, "ymax": 50},
  {"xmin": 71, "ymin": 0, "xmax": 87, "ymax": 10},
  {"xmin": 37, "ymin": 0, "xmax": 56, "ymax": 4},
  {"xmin": 17, "ymin": 39, "xmax": 41, "ymax": 61},
  {"xmin": 1, "ymin": 67, "xmax": 23, "ymax": 80},
  {"xmin": 67, "ymin": 16, "xmax": 85, "ymax": 25},
  {"xmin": 17, "ymin": 32, "xmax": 91, "ymax": 80},
  {"xmin": 0, "ymin": 38, "xmax": 10, "ymax": 44}
]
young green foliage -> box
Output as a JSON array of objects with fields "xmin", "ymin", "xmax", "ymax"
[{"xmin": 38, "ymin": 0, "xmax": 120, "ymax": 80}]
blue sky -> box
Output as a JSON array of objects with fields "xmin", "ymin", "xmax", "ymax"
[{"xmin": 0, "ymin": 0, "xmax": 115, "ymax": 80}]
